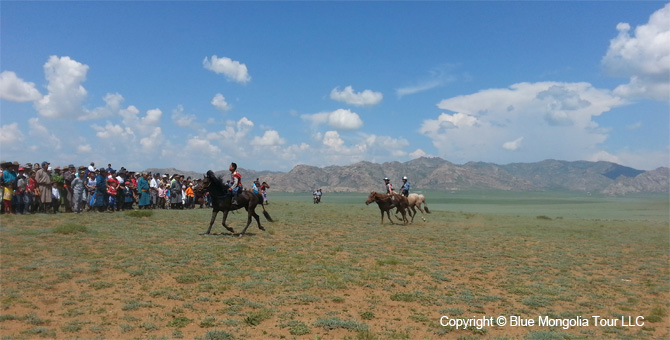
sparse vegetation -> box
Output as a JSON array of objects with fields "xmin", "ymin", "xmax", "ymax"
[{"xmin": 0, "ymin": 191, "xmax": 667, "ymax": 339}]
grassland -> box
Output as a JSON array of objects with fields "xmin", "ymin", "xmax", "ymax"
[{"xmin": 0, "ymin": 191, "xmax": 668, "ymax": 340}]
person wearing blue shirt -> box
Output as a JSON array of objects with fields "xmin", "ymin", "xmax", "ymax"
[{"xmin": 400, "ymin": 176, "xmax": 410, "ymax": 197}]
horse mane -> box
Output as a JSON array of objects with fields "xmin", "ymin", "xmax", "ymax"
[{"xmin": 206, "ymin": 170, "xmax": 228, "ymax": 196}]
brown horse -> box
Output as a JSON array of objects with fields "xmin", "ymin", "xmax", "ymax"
[
  {"xmin": 365, "ymin": 192, "xmax": 409, "ymax": 225},
  {"xmin": 198, "ymin": 170, "xmax": 273, "ymax": 236}
]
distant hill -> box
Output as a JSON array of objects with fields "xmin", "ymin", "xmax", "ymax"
[{"xmin": 145, "ymin": 157, "xmax": 669, "ymax": 196}]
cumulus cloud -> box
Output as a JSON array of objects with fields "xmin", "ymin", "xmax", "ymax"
[
  {"xmin": 0, "ymin": 123, "xmax": 25, "ymax": 146},
  {"xmin": 422, "ymin": 82, "xmax": 625, "ymax": 164},
  {"xmin": 301, "ymin": 109, "xmax": 363, "ymax": 131},
  {"xmin": 80, "ymin": 93, "xmax": 125, "ymax": 121},
  {"xmin": 211, "ymin": 93, "xmax": 232, "ymax": 112},
  {"xmin": 409, "ymin": 149, "xmax": 428, "ymax": 159},
  {"xmin": 251, "ymin": 130, "xmax": 286, "ymax": 146},
  {"xmin": 602, "ymin": 3, "xmax": 670, "ymax": 100},
  {"xmin": 502, "ymin": 137, "xmax": 524, "ymax": 151},
  {"xmin": 34, "ymin": 56, "xmax": 89, "ymax": 119},
  {"xmin": 203, "ymin": 55, "xmax": 251, "ymax": 84},
  {"xmin": 330, "ymin": 86, "xmax": 383, "ymax": 106},
  {"xmin": 0, "ymin": 71, "xmax": 42, "ymax": 102}
]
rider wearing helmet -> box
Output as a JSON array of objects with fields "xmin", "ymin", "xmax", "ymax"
[
  {"xmin": 384, "ymin": 177, "xmax": 393, "ymax": 195},
  {"xmin": 400, "ymin": 176, "xmax": 410, "ymax": 197}
]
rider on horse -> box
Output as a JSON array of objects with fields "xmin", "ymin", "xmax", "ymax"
[
  {"xmin": 400, "ymin": 176, "xmax": 410, "ymax": 197},
  {"xmin": 229, "ymin": 162, "xmax": 242, "ymax": 206}
]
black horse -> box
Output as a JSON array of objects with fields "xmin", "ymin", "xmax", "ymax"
[{"xmin": 199, "ymin": 170, "xmax": 273, "ymax": 236}]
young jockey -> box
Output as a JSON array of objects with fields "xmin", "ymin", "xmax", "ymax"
[
  {"xmin": 400, "ymin": 176, "xmax": 410, "ymax": 197},
  {"xmin": 229, "ymin": 162, "xmax": 242, "ymax": 205},
  {"xmin": 384, "ymin": 177, "xmax": 393, "ymax": 195}
]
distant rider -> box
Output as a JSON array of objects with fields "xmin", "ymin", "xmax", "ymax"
[
  {"xmin": 384, "ymin": 177, "xmax": 393, "ymax": 195},
  {"xmin": 400, "ymin": 176, "xmax": 410, "ymax": 197}
]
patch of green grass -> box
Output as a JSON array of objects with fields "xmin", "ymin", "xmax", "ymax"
[
  {"xmin": 126, "ymin": 210, "xmax": 153, "ymax": 218},
  {"xmin": 53, "ymin": 223, "xmax": 88, "ymax": 234},
  {"xmin": 360, "ymin": 311, "xmax": 375, "ymax": 320},
  {"xmin": 203, "ymin": 330, "xmax": 235, "ymax": 340},
  {"xmin": 280, "ymin": 320, "xmax": 311, "ymax": 335},
  {"xmin": 167, "ymin": 316, "xmax": 192, "ymax": 328},
  {"xmin": 244, "ymin": 308, "xmax": 273, "ymax": 326}
]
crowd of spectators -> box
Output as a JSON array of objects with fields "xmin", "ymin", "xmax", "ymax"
[{"xmin": 0, "ymin": 160, "xmax": 267, "ymax": 215}]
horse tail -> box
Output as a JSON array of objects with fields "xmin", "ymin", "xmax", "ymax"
[
  {"xmin": 421, "ymin": 194, "xmax": 431, "ymax": 213},
  {"xmin": 259, "ymin": 194, "xmax": 274, "ymax": 222}
]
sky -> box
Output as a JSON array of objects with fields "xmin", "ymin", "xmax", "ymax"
[{"xmin": 1, "ymin": 1, "xmax": 669, "ymax": 173}]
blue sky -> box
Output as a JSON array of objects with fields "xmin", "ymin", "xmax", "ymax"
[{"xmin": 1, "ymin": 1, "xmax": 668, "ymax": 172}]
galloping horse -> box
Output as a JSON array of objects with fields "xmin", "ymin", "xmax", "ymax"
[
  {"xmin": 405, "ymin": 193, "xmax": 431, "ymax": 223},
  {"xmin": 365, "ymin": 192, "xmax": 409, "ymax": 225},
  {"xmin": 198, "ymin": 170, "xmax": 273, "ymax": 236}
]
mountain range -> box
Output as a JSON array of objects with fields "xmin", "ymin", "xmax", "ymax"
[{"xmin": 147, "ymin": 157, "xmax": 669, "ymax": 196}]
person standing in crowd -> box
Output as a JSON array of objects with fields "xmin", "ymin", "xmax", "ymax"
[
  {"xmin": 15, "ymin": 166, "xmax": 27, "ymax": 214},
  {"xmin": 51, "ymin": 180, "xmax": 60, "ymax": 213},
  {"xmin": 71, "ymin": 170, "xmax": 85, "ymax": 213},
  {"xmin": 158, "ymin": 182, "xmax": 166, "ymax": 209},
  {"xmin": 115, "ymin": 169, "xmax": 125, "ymax": 211},
  {"xmin": 170, "ymin": 174, "xmax": 182, "ymax": 209},
  {"xmin": 35, "ymin": 161, "xmax": 52, "ymax": 213},
  {"xmin": 85, "ymin": 171, "xmax": 96, "ymax": 211},
  {"xmin": 63, "ymin": 165, "xmax": 75, "ymax": 212},
  {"xmin": 137, "ymin": 172, "xmax": 150, "ymax": 209},
  {"xmin": 107, "ymin": 171, "xmax": 119, "ymax": 212},
  {"xmin": 185, "ymin": 182, "xmax": 195, "ymax": 209},
  {"xmin": 400, "ymin": 176, "xmax": 410, "ymax": 197},
  {"xmin": 27, "ymin": 168, "xmax": 37, "ymax": 213},
  {"xmin": 150, "ymin": 173, "xmax": 159, "ymax": 209},
  {"xmin": 94, "ymin": 169, "xmax": 108, "ymax": 212},
  {"xmin": 2, "ymin": 162, "xmax": 18, "ymax": 214},
  {"xmin": 122, "ymin": 182, "xmax": 134, "ymax": 210}
]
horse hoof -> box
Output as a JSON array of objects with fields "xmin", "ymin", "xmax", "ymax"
[{"xmin": 259, "ymin": 226, "xmax": 266, "ymax": 231}]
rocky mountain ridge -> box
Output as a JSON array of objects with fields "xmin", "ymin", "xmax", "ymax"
[{"xmin": 146, "ymin": 158, "xmax": 669, "ymax": 196}]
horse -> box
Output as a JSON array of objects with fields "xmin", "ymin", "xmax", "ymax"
[
  {"xmin": 405, "ymin": 193, "xmax": 431, "ymax": 223},
  {"xmin": 198, "ymin": 170, "xmax": 273, "ymax": 236},
  {"xmin": 365, "ymin": 192, "xmax": 409, "ymax": 225}
]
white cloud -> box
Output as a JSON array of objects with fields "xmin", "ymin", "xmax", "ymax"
[
  {"xmin": 93, "ymin": 123, "xmax": 134, "ymax": 139},
  {"xmin": 0, "ymin": 123, "xmax": 25, "ymax": 146},
  {"xmin": 251, "ymin": 130, "xmax": 286, "ymax": 146},
  {"xmin": 422, "ymin": 82, "xmax": 625, "ymax": 164},
  {"xmin": 186, "ymin": 136, "xmax": 221, "ymax": 155},
  {"xmin": 0, "ymin": 71, "xmax": 42, "ymax": 102},
  {"xmin": 211, "ymin": 93, "xmax": 232, "ymax": 111},
  {"xmin": 330, "ymin": 86, "xmax": 383, "ymax": 106},
  {"xmin": 409, "ymin": 149, "xmax": 428, "ymax": 159},
  {"xmin": 396, "ymin": 64, "xmax": 459, "ymax": 97},
  {"xmin": 323, "ymin": 130, "xmax": 346, "ymax": 149},
  {"xmin": 502, "ymin": 137, "xmax": 524, "ymax": 151},
  {"xmin": 139, "ymin": 127, "xmax": 164, "ymax": 151},
  {"xmin": 28, "ymin": 117, "xmax": 62, "ymax": 150},
  {"xmin": 602, "ymin": 4, "xmax": 670, "ymax": 100},
  {"xmin": 80, "ymin": 93, "xmax": 124, "ymax": 121},
  {"xmin": 77, "ymin": 144, "xmax": 92, "ymax": 153},
  {"xmin": 34, "ymin": 56, "xmax": 89, "ymax": 118},
  {"xmin": 203, "ymin": 55, "xmax": 251, "ymax": 84},
  {"xmin": 302, "ymin": 108, "xmax": 363, "ymax": 131},
  {"xmin": 171, "ymin": 105, "xmax": 196, "ymax": 127}
]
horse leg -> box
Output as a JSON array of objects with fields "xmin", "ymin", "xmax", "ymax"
[
  {"xmin": 251, "ymin": 208, "xmax": 265, "ymax": 231},
  {"xmin": 221, "ymin": 210, "xmax": 235, "ymax": 234},
  {"xmin": 239, "ymin": 209, "xmax": 255, "ymax": 236},
  {"xmin": 386, "ymin": 210, "xmax": 395, "ymax": 225},
  {"xmin": 416, "ymin": 204, "xmax": 426, "ymax": 222},
  {"xmin": 202, "ymin": 210, "xmax": 218, "ymax": 235}
]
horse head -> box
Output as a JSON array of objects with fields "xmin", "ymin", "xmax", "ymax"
[{"xmin": 365, "ymin": 191, "xmax": 377, "ymax": 205}]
